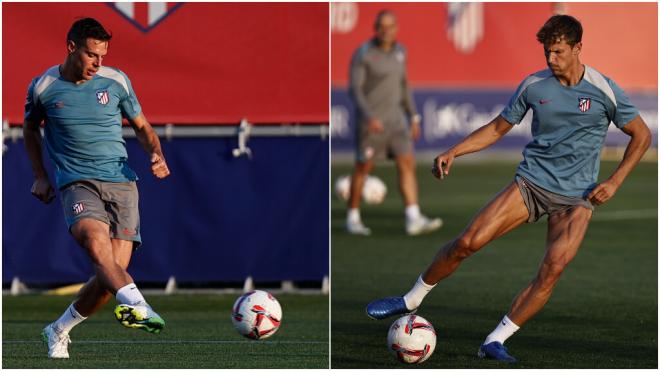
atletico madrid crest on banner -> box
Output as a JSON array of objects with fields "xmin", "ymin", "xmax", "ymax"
[
  {"xmin": 108, "ymin": 2, "xmax": 183, "ymax": 33},
  {"xmin": 578, "ymin": 97, "xmax": 591, "ymax": 112},
  {"xmin": 446, "ymin": 2, "xmax": 484, "ymax": 54}
]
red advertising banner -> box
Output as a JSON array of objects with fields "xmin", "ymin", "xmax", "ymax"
[
  {"xmin": 331, "ymin": 2, "xmax": 657, "ymax": 92},
  {"xmin": 3, "ymin": 2, "xmax": 329, "ymax": 125}
]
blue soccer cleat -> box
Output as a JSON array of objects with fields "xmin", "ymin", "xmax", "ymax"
[
  {"xmin": 366, "ymin": 296, "xmax": 415, "ymax": 320},
  {"xmin": 478, "ymin": 341, "xmax": 517, "ymax": 363}
]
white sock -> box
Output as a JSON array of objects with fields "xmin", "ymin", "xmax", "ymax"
[
  {"xmin": 484, "ymin": 315, "xmax": 520, "ymax": 345},
  {"xmin": 347, "ymin": 208, "xmax": 361, "ymax": 223},
  {"xmin": 116, "ymin": 283, "xmax": 147, "ymax": 306},
  {"xmin": 403, "ymin": 275, "xmax": 436, "ymax": 310},
  {"xmin": 52, "ymin": 303, "xmax": 87, "ymax": 334},
  {"xmin": 405, "ymin": 204, "xmax": 421, "ymax": 221}
]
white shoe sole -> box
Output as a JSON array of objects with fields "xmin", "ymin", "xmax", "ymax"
[
  {"xmin": 346, "ymin": 223, "xmax": 371, "ymax": 236},
  {"xmin": 406, "ymin": 218, "xmax": 443, "ymax": 236}
]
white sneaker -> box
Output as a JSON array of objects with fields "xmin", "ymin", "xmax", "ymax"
[
  {"xmin": 406, "ymin": 215, "xmax": 443, "ymax": 236},
  {"xmin": 42, "ymin": 323, "xmax": 71, "ymax": 359},
  {"xmin": 346, "ymin": 219, "xmax": 372, "ymax": 235}
]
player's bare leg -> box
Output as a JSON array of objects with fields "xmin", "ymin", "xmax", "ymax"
[
  {"xmin": 346, "ymin": 159, "xmax": 375, "ymax": 235},
  {"xmin": 348, "ymin": 159, "xmax": 374, "ymax": 208},
  {"xmin": 394, "ymin": 152, "xmax": 418, "ymax": 206},
  {"xmin": 506, "ymin": 206, "xmax": 592, "ymax": 325},
  {"xmin": 71, "ymin": 218, "xmax": 133, "ymax": 292},
  {"xmin": 73, "ymin": 239, "xmax": 133, "ymax": 317},
  {"xmin": 43, "ymin": 226, "xmax": 142, "ymax": 358},
  {"xmin": 421, "ymin": 181, "xmax": 529, "ymax": 285},
  {"xmin": 69, "ymin": 219, "xmax": 163, "ymax": 333},
  {"xmin": 478, "ymin": 206, "xmax": 592, "ymax": 362},
  {"xmin": 395, "ymin": 152, "xmax": 442, "ymax": 235},
  {"xmin": 367, "ymin": 181, "xmax": 528, "ymax": 319}
]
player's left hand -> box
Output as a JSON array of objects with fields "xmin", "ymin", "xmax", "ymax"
[
  {"xmin": 587, "ymin": 179, "xmax": 619, "ymax": 205},
  {"xmin": 411, "ymin": 116, "xmax": 421, "ymax": 141},
  {"xmin": 150, "ymin": 153, "xmax": 170, "ymax": 179}
]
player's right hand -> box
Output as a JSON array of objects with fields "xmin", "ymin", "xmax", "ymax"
[
  {"xmin": 432, "ymin": 151, "xmax": 455, "ymax": 180},
  {"xmin": 31, "ymin": 177, "xmax": 55, "ymax": 204},
  {"xmin": 367, "ymin": 118, "xmax": 384, "ymax": 134},
  {"xmin": 150, "ymin": 153, "xmax": 171, "ymax": 179}
]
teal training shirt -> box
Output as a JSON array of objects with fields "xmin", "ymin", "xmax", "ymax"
[
  {"xmin": 24, "ymin": 65, "xmax": 142, "ymax": 189},
  {"xmin": 501, "ymin": 65, "xmax": 639, "ymax": 198}
]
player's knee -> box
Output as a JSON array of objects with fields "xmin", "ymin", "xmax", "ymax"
[
  {"xmin": 397, "ymin": 156, "xmax": 415, "ymax": 172},
  {"xmin": 79, "ymin": 231, "xmax": 111, "ymax": 262},
  {"xmin": 452, "ymin": 234, "xmax": 482, "ymax": 259},
  {"xmin": 115, "ymin": 257, "xmax": 131, "ymax": 270}
]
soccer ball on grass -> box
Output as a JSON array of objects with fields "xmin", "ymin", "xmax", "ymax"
[
  {"xmin": 387, "ymin": 314, "xmax": 436, "ymax": 364},
  {"xmin": 231, "ymin": 290, "xmax": 282, "ymax": 340}
]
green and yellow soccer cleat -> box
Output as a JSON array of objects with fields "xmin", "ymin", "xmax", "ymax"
[{"xmin": 114, "ymin": 304, "xmax": 165, "ymax": 334}]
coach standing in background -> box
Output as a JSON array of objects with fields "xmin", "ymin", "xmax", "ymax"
[{"xmin": 346, "ymin": 10, "xmax": 442, "ymax": 236}]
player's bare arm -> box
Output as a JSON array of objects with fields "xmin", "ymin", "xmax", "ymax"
[
  {"xmin": 402, "ymin": 71, "xmax": 420, "ymax": 141},
  {"xmin": 410, "ymin": 115, "xmax": 421, "ymax": 141},
  {"xmin": 352, "ymin": 65, "xmax": 384, "ymax": 135},
  {"xmin": 349, "ymin": 45, "xmax": 383, "ymax": 135},
  {"xmin": 128, "ymin": 113, "xmax": 170, "ymax": 179},
  {"xmin": 432, "ymin": 115, "xmax": 513, "ymax": 179},
  {"xmin": 587, "ymin": 115, "xmax": 651, "ymax": 205},
  {"xmin": 23, "ymin": 118, "xmax": 55, "ymax": 203}
]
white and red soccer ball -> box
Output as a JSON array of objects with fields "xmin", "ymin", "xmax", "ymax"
[
  {"xmin": 334, "ymin": 175, "xmax": 387, "ymax": 204},
  {"xmin": 387, "ymin": 314, "xmax": 437, "ymax": 364},
  {"xmin": 334, "ymin": 175, "xmax": 352, "ymax": 201},
  {"xmin": 231, "ymin": 290, "xmax": 282, "ymax": 340}
]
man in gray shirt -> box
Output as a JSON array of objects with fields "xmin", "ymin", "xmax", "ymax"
[{"xmin": 346, "ymin": 10, "xmax": 441, "ymax": 236}]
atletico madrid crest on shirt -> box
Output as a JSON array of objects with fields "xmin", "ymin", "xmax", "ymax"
[
  {"xmin": 96, "ymin": 90, "xmax": 109, "ymax": 105},
  {"xmin": 578, "ymin": 97, "xmax": 591, "ymax": 112}
]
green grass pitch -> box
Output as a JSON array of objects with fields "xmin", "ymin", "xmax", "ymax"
[
  {"xmin": 331, "ymin": 160, "xmax": 657, "ymax": 368},
  {"xmin": 3, "ymin": 293, "xmax": 328, "ymax": 368}
]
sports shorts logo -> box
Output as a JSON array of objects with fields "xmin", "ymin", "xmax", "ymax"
[
  {"xmin": 578, "ymin": 97, "xmax": 591, "ymax": 112},
  {"xmin": 96, "ymin": 90, "xmax": 109, "ymax": 105},
  {"xmin": 122, "ymin": 228, "xmax": 137, "ymax": 237},
  {"xmin": 72, "ymin": 202, "xmax": 85, "ymax": 215}
]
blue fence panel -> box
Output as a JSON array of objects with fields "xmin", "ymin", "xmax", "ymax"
[{"xmin": 3, "ymin": 136, "xmax": 329, "ymax": 285}]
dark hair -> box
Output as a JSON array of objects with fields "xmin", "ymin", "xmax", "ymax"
[
  {"xmin": 536, "ymin": 15, "xmax": 582, "ymax": 46},
  {"xmin": 373, "ymin": 10, "xmax": 396, "ymax": 30},
  {"xmin": 67, "ymin": 18, "xmax": 112, "ymax": 47}
]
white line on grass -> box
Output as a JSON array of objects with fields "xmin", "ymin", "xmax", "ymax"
[
  {"xmin": 591, "ymin": 209, "xmax": 657, "ymax": 221},
  {"xmin": 3, "ymin": 340, "xmax": 327, "ymax": 345}
]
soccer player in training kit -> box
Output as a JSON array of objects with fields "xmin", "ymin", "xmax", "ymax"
[
  {"xmin": 346, "ymin": 10, "xmax": 442, "ymax": 236},
  {"xmin": 366, "ymin": 15, "xmax": 651, "ymax": 362},
  {"xmin": 23, "ymin": 18, "xmax": 171, "ymax": 358}
]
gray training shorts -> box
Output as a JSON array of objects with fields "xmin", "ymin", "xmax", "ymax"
[
  {"xmin": 60, "ymin": 179, "xmax": 142, "ymax": 247},
  {"xmin": 356, "ymin": 119, "xmax": 413, "ymax": 163},
  {"xmin": 516, "ymin": 175, "xmax": 594, "ymax": 223}
]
